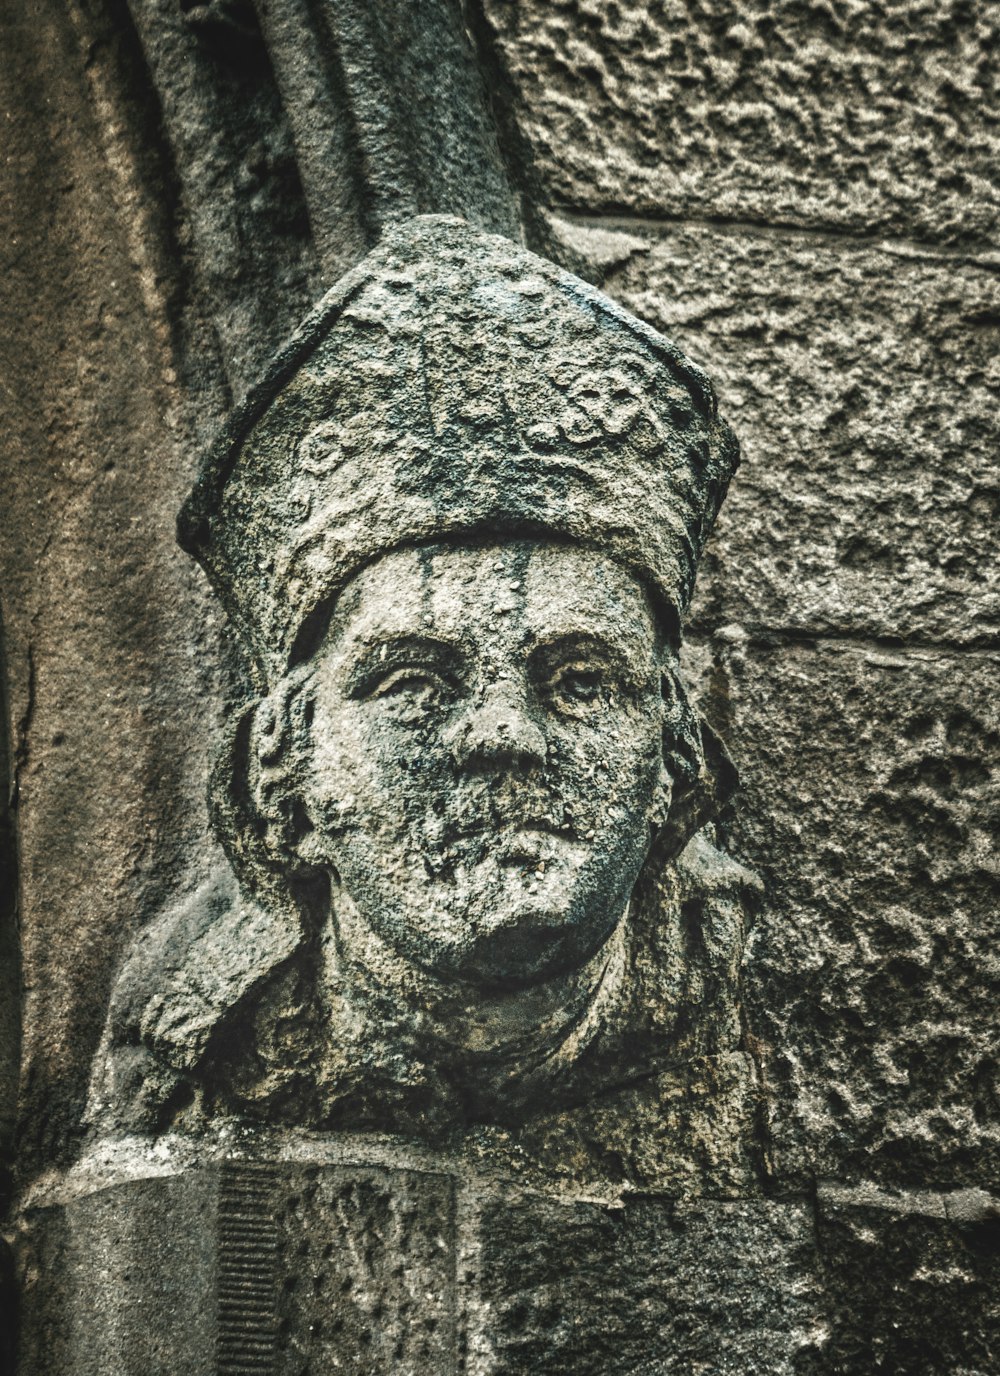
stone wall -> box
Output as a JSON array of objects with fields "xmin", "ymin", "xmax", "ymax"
[
  {"xmin": 1, "ymin": 0, "xmax": 998, "ymax": 1370},
  {"xmin": 478, "ymin": 0, "xmax": 1000, "ymax": 1185}
]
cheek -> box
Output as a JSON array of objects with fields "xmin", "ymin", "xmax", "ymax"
[
  {"xmin": 543, "ymin": 716, "xmax": 662, "ymax": 849},
  {"xmin": 553, "ymin": 708, "xmax": 662, "ymax": 792},
  {"xmin": 305, "ymin": 703, "xmax": 451, "ymax": 825},
  {"xmin": 304, "ymin": 706, "xmax": 385, "ymax": 815}
]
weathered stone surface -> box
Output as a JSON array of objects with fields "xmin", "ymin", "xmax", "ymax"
[
  {"xmin": 556, "ymin": 216, "xmax": 1000, "ymax": 646},
  {"xmin": 816, "ymin": 1182, "xmax": 1000, "ymax": 1374},
  {"xmin": 273, "ymin": 1166, "xmax": 455, "ymax": 1373},
  {"xmin": 17, "ymin": 1174, "xmax": 218, "ymax": 1376},
  {"xmin": 0, "ymin": 640, "xmax": 17, "ymax": 1194},
  {"xmin": 686, "ymin": 635, "xmax": 1000, "ymax": 1190},
  {"xmin": 19, "ymin": 1161, "xmax": 829, "ymax": 1375},
  {"xmin": 16, "ymin": 1162, "xmax": 456, "ymax": 1376},
  {"xmin": 462, "ymin": 1050, "xmax": 762, "ymax": 1199},
  {"xmin": 464, "ymin": 1191, "xmax": 825, "ymax": 1374},
  {"xmin": 3, "ymin": 0, "xmax": 997, "ymax": 1369},
  {"xmin": 0, "ymin": 0, "xmax": 228, "ymax": 1180},
  {"xmin": 122, "ymin": 0, "xmax": 318, "ymax": 396},
  {"xmin": 483, "ymin": 0, "xmax": 1000, "ymax": 244},
  {"xmin": 21, "ymin": 1162, "xmax": 1000, "ymax": 1373}
]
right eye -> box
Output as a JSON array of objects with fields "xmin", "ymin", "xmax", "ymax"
[{"xmin": 369, "ymin": 667, "xmax": 451, "ymax": 709}]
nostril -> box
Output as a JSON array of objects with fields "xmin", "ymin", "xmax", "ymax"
[{"xmin": 448, "ymin": 705, "xmax": 546, "ymax": 771}]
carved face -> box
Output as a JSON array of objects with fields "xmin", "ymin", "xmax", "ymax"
[{"xmin": 292, "ymin": 539, "xmax": 673, "ymax": 986}]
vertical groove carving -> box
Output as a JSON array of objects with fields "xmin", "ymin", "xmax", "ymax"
[
  {"xmin": 216, "ymin": 1163, "xmax": 280, "ymax": 1375},
  {"xmin": 253, "ymin": 0, "xmax": 521, "ymax": 284},
  {"xmin": 124, "ymin": 0, "xmax": 318, "ymax": 399}
]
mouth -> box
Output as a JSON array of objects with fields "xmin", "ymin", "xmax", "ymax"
[
  {"xmin": 493, "ymin": 824, "xmax": 586, "ymax": 868},
  {"xmin": 442, "ymin": 809, "xmax": 578, "ymax": 843},
  {"xmin": 421, "ymin": 812, "xmax": 590, "ymax": 878}
]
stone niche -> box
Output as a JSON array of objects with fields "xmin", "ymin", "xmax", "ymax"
[
  {"xmin": 15, "ymin": 215, "xmax": 794, "ymax": 1373},
  {"xmin": 3, "ymin": 1, "xmax": 999, "ymax": 1372}
]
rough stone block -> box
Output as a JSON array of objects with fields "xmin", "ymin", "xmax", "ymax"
[
  {"xmin": 17, "ymin": 1173, "xmax": 218, "ymax": 1376},
  {"xmin": 816, "ymin": 1182, "xmax": 1000, "ymax": 1373},
  {"xmin": 685, "ymin": 636, "xmax": 1000, "ymax": 1189},
  {"xmin": 485, "ymin": 0, "xmax": 1000, "ymax": 244},
  {"xmin": 558, "ymin": 217, "xmax": 1000, "ymax": 646},
  {"xmin": 462, "ymin": 1191, "xmax": 825, "ymax": 1374},
  {"xmin": 272, "ymin": 1165, "xmax": 456, "ymax": 1375}
]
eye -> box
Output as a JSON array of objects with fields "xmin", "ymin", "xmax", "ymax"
[
  {"xmin": 370, "ymin": 666, "xmax": 452, "ymax": 708},
  {"xmin": 547, "ymin": 664, "xmax": 608, "ymax": 712}
]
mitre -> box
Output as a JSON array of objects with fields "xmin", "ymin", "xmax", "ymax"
[{"xmin": 179, "ymin": 215, "xmax": 739, "ymax": 685}]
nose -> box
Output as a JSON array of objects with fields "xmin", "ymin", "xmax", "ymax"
[{"xmin": 445, "ymin": 681, "xmax": 547, "ymax": 773}]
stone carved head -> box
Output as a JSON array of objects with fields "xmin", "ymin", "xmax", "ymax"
[{"xmin": 168, "ymin": 216, "xmax": 741, "ymax": 1121}]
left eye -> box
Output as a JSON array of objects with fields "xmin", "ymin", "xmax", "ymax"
[{"xmin": 550, "ymin": 668, "xmax": 605, "ymax": 705}]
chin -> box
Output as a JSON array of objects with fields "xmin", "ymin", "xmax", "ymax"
[
  {"xmin": 441, "ymin": 877, "xmax": 619, "ymax": 988},
  {"xmin": 352, "ymin": 846, "xmax": 629, "ymax": 987}
]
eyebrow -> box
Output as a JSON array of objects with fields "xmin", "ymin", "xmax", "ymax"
[
  {"xmin": 344, "ymin": 633, "xmax": 468, "ymax": 693},
  {"xmin": 528, "ymin": 631, "xmax": 651, "ymax": 681}
]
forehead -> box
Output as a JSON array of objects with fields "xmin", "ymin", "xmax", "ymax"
[{"xmin": 325, "ymin": 540, "xmax": 661, "ymax": 652}]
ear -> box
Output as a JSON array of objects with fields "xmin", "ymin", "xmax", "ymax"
[{"xmin": 651, "ymin": 713, "xmax": 739, "ymax": 865}]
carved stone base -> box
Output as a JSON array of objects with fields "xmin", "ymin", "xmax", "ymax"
[{"xmin": 15, "ymin": 1157, "xmax": 825, "ymax": 1375}]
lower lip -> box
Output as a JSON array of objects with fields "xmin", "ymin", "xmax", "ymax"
[{"xmin": 495, "ymin": 828, "xmax": 576, "ymax": 866}]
